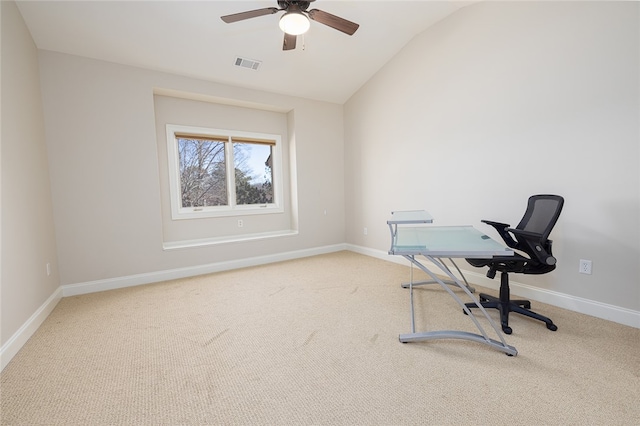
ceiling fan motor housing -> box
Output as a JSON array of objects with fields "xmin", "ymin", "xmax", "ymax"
[{"xmin": 278, "ymin": 1, "xmax": 312, "ymax": 12}]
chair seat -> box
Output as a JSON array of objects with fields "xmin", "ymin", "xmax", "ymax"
[
  {"xmin": 466, "ymin": 253, "xmax": 527, "ymax": 269},
  {"xmin": 467, "ymin": 253, "xmax": 555, "ymax": 276}
]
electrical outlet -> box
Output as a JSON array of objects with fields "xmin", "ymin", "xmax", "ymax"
[
  {"xmin": 237, "ymin": 219, "xmax": 243, "ymax": 228},
  {"xmin": 579, "ymin": 259, "xmax": 592, "ymax": 275},
  {"xmin": 363, "ymin": 227, "xmax": 368, "ymax": 235}
]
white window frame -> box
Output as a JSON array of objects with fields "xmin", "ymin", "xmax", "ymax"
[{"xmin": 166, "ymin": 124, "xmax": 284, "ymax": 220}]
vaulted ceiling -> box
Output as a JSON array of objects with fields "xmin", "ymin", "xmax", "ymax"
[{"xmin": 17, "ymin": 1, "xmax": 471, "ymax": 104}]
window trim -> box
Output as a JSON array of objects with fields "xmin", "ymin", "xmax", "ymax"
[{"xmin": 166, "ymin": 124, "xmax": 284, "ymax": 220}]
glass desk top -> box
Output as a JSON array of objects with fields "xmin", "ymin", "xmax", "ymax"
[{"xmin": 389, "ymin": 225, "xmax": 513, "ymax": 258}]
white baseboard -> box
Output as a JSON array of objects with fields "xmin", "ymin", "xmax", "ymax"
[
  {"xmin": 62, "ymin": 243, "xmax": 348, "ymax": 297},
  {"xmin": 1, "ymin": 287, "xmax": 63, "ymax": 371},
  {"xmin": 347, "ymin": 244, "xmax": 640, "ymax": 329}
]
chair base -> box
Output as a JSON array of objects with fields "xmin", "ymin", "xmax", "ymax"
[{"xmin": 464, "ymin": 272, "xmax": 557, "ymax": 335}]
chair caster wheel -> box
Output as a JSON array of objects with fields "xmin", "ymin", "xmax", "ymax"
[
  {"xmin": 502, "ymin": 326, "xmax": 512, "ymax": 335},
  {"xmin": 547, "ymin": 323, "xmax": 558, "ymax": 331}
]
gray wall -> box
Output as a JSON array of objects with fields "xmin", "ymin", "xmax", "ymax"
[
  {"xmin": 1, "ymin": 1, "xmax": 60, "ymax": 346},
  {"xmin": 344, "ymin": 1, "xmax": 640, "ymax": 311},
  {"xmin": 37, "ymin": 51, "xmax": 346, "ymax": 287}
]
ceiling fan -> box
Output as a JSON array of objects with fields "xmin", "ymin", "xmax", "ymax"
[{"xmin": 221, "ymin": 1, "xmax": 360, "ymax": 51}]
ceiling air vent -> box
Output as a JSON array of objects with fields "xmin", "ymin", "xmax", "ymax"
[{"xmin": 234, "ymin": 57, "xmax": 261, "ymax": 71}]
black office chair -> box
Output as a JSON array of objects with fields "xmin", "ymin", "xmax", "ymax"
[{"xmin": 464, "ymin": 195, "xmax": 564, "ymax": 334}]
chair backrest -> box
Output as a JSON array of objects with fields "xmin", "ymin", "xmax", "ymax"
[{"xmin": 516, "ymin": 195, "xmax": 564, "ymax": 240}]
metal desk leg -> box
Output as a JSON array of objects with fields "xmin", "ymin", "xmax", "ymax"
[
  {"xmin": 399, "ymin": 255, "xmax": 517, "ymax": 356},
  {"xmin": 401, "ymin": 258, "xmax": 475, "ymax": 293}
]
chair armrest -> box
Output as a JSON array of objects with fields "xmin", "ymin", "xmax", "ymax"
[
  {"xmin": 481, "ymin": 220, "xmax": 510, "ymax": 229},
  {"xmin": 508, "ymin": 228, "xmax": 557, "ymax": 265},
  {"xmin": 481, "ymin": 220, "xmax": 518, "ymax": 248}
]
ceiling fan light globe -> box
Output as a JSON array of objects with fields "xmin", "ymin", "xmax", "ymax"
[{"xmin": 279, "ymin": 12, "xmax": 310, "ymax": 35}]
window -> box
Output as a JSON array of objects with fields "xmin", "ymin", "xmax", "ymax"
[{"xmin": 166, "ymin": 124, "xmax": 283, "ymax": 220}]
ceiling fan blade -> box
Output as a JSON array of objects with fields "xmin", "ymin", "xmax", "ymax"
[
  {"xmin": 307, "ymin": 9, "xmax": 359, "ymax": 35},
  {"xmin": 221, "ymin": 7, "xmax": 279, "ymax": 24},
  {"xmin": 283, "ymin": 33, "xmax": 297, "ymax": 51}
]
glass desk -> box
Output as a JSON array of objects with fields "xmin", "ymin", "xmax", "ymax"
[
  {"xmin": 388, "ymin": 210, "xmax": 474, "ymax": 292},
  {"xmin": 387, "ymin": 216, "xmax": 517, "ymax": 356}
]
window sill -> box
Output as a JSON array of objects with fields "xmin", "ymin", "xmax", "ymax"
[
  {"xmin": 162, "ymin": 229, "xmax": 298, "ymax": 250},
  {"xmin": 172, "ymin": 204, "xmax": 284, "ymax": 220}
]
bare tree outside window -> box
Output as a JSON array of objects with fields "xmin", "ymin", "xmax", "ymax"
[{"xmin": 178, "ymin": 137, "xmax": 227, "ymax": 208}]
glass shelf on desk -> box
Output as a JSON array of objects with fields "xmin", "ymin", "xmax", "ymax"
[{"xmin": 387, "ymin": 210, "xmax": 434, "ymax": 225}]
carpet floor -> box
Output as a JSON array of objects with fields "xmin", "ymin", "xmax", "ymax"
[{"xmin": 1, "ymin": 251, "xmax": 639, "ymax": 425}]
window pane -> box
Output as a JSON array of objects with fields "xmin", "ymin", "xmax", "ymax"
[
  {"xmin": 178, "ymin": 138, "xmax": 227, "ymax": 207},
  {"xmin": 233, "ymin": 142, "xmax": 274, "ymax": 205}
]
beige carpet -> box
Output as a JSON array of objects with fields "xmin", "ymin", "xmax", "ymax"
[{"xmin": 1, "ymin": 251, "xmax": 639, "ymax": 425}]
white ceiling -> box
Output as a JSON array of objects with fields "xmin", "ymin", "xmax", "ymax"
[{"xmin": 16, "ymin": 1, "xmax": 471, "ymax": 104}]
